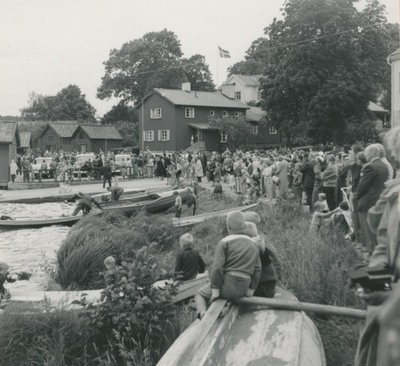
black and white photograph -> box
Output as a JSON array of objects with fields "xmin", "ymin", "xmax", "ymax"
[{"xmin": 0, "ymin": 0, "xmax": 400, "ymax": 365}]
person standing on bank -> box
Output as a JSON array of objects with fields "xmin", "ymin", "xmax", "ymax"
[
  {"xmin": 322, "ymin": 154, "xmax": 338, "ymax": 211},
  {"xmin": 355, "ymin": 144, "xmax": 389, "ymax": 254},
  {"xmin": 9, "ymin": 159, "xmax": 18, "ymax": 183},
  {"xmin": 102, "ymin": 161, "xmax": 112, "ymax": 188}
]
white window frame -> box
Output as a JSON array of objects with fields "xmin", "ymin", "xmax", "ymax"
[
  {"xmin": 150, "ymin": 108, "xmax": 162, "ymax": 119},
  {"xmin": 220, "ymin": 132, "xmax": 228, "ymax": 143},
  {"xmin": 250, "ymin": 124, "xmax": 259, "ymax": 135},
  {"xmin": 143, "ymin": 130, "xmax": 154, "ymax": 141},
  {"xmin": 234, "ymin": 91, "xmax": 241, "ymax": 100},
  {"xmin": 158, "ymin": 129, "xmax": 170, "ymax": 141},
  {"xmin": 222, "ymin": 111, "xmax": 229, "ymax": 118},
  {"xmin": 185, "ymin": 107, "xmax": 195, "ymax": 118},
  {"xmin": 269, "ymin": 126, "xmax": 278, "ymax": 135},
  {"xmin": 209, "ymin": 110, "xmax": 215, "ymax": 116}
]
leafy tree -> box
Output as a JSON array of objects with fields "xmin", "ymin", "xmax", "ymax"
[
  {"xmin": 101, "ymin": 101, "xmax": 138, "ymax": 124},
  {"xmin": 259, "ymin": 0, "xmax": 393, "ymax": 145},
  {"xmin": 228, "ymin": 37, "xmax": 269, "ymax": 75},
  {"xmin": 209, "ymin": 115, "xmax": 252, "ymax": 150},
  {"xmin": 97, "ymin": 29, "xmax": 186, "ymax": 104},
  {"xmin": 182, "ymin": 54, "xmax": 215, "ymax": 91},
  {"xmin": 21, "ymin": 85, "xmax": 96, "ymax": 121}
]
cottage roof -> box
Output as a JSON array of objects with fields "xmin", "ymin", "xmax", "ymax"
[
  {"xmin": 368, "ymin": 101, "xmax": 389, "ymax": 114},
  {"xmin": 140, "ymin": 89, "xmax": 249, "ymax": 109},
  {"xmin": 246, "ymin": 107, "xmax": 266, "ymax": 122},
  {"xmin": 79, "ymin": 125, "xmax": 122, "ymax": 140},
  {"xmin": 388, "ymin": 48, "xmax": 400, "ymax": 62},
  {"xmin": 0, "ymin": 122, "xmax": 18, "ymax": 143},
  {"xmin": 19, "ymin": 131, "xmax": 32, "ymax": 148},
  {"xmin": 47, "ymin": 122, "xmax": 79, "ymax": 138},
  {"xmin": 226, "ymin": 74, "xmax": 262, "ymax": 86}
]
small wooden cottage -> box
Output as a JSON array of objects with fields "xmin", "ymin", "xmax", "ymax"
[
  {"xmin": 18, "ymin": 131, "xmax": 33, "ymax": 155},
  {"xmin": 71, "ymin": 125, "xmax": 123, "ymax": 153},
  {"xmin": 0, "ymin": 122, "xmax": 19, "ymax": 188}
]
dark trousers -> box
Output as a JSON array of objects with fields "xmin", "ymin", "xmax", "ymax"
[
  {"xmin": 103, "ymin": 177, "xmax": 111, "ymax": 188},
  {"xmin": 304, "ymin": 187, "xmax": 313, "ymax": 209},
  {"xmin": 323, "ymin": 187, "xmax": 336, "ymax": 211}
]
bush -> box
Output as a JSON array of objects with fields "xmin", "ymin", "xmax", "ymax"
[{"xmin": 81, "ymin": 245, "xmax": 178, "ymax": 365}]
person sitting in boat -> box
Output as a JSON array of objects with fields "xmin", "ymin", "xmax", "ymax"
[
  {"xmin": 186, "ymin": 188, "xmax": 197, "ymax": 216},
  {"xmin": 174, "ymin": 233, "xmax": 205, "ymax": 282},
  {"xmin": 195, "ymin": 211, "xmax": 261, "ymax": 320},
  {"xmin": 174, "ymin": 191, "xmax": 182, "ymax": 218},
  {"xmin": 244, "ymin": 211, "xmax": 282, "ymax": 282},
  {"xmin": 71, "ymin": 192, "xmax": 102, "ymax": 216},
  {"xmin": 0, "ymin": 262, "xmax": 31, "ymax": 300},
  {"xmin": 244, "ymin": 221, "xmax": 277, "ymax": 298},
  {"xmin": 107, "ymin": 185, "xmax": 124, "ymax": 201}
]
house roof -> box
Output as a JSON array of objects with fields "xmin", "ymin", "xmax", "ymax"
[
  {"xmin": 19, "ymin": 131, "xmax": 32, "ymax": 148},
  {"xmin": 79, "ymin": 125, "xmax": 122, "ymax": 140},
  {"xmin": 0, "ymin": 122, "xmax": 18, "ymax": 143},
  {"xmin": 246, "ymin": 107, "xmax": 266, "ymax": 122},
  {"xmin": 388, "ymin": 48, "xmax": 400, "ymax": 62},
  {"xmin": 139, "ymin": 88, "xmax": 249, "ymax": 109},
  {"xmin": 47, "ymin": 122, "xmax": 79, "ymax": 138},
  {"xmin": 368, "ymin": 101, "xmax": 389, "ymax": 113},
  {"xmin": 226, "ymin": 74, "xmax": 262, "ymax": 86}
]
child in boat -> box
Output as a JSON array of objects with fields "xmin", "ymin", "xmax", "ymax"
[
  {"xmin": 174, "ymin": 233, "xmax": 205, "ymax": 281},
  {"xmin": 107, "ymin": 185, "xmax": 124, "ymax": 201},
  {"xmin": 195, "ymin": 211, "xmax": 261, "ymax": 319},
  {"xmin": 244, "ymin": 221, "xmax": 277, "ymax": 298},
  {"xmin": 0, "ymin": 262, "xmax": 31, "ymax": 300},
  {"xmin": 244, "ymin": 211, "xmax": 282, "ymax": 282}
]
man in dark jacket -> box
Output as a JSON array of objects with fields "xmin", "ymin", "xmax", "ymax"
[
  {"xmin": 300, "ymin": 153, "xmax": 316, "ymax": 210},
  {"xmin": 71, "ymin": 192, "xmax": 102, "ymax": 216},
  {"xmin": 356, "ymin": 144, "xmax": 389, "ymax": 253},
  {"xmin": 102, "ymin": 162, "xmax": 112, "ymax": 188}
]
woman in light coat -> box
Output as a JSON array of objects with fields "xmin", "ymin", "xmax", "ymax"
[
  {"xmin": 195, "ymin": 157, "xmax": 204, "ymax": 183},
  {"xmin": 262, "ymin": 159, "xmax": 274, "ymax": 200}
]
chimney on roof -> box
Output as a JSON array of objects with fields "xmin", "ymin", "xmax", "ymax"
[{"xmin": 182, "ymin": 82, "xmax": 191, "ymax": 92}]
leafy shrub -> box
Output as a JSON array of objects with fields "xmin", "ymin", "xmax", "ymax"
[{"xmin": 81, "ymin": 245, "xmax": 178, "ymax": 364}]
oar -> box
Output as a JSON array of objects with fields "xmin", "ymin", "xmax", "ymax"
[{"xmin": 237, "ymin": 296, "xmax": 366, "ymax": 319}]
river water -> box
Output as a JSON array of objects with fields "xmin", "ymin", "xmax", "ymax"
[{"xmin": 0, "ymin": 203, "xmax": 75, "ymax": 292}]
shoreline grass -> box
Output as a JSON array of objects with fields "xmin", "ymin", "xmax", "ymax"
[{"xmin": 0, "ymin": 194, "xmax": 364, "ymax": 366}]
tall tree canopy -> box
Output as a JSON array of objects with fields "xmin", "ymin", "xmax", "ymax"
[
  {"xmin": 97, "ymin": 29, "xmax": 215, "ymax": 104},
  {"xmin": 21, "ymin": 85, "xmax": 96, "ymax": 121},
  {"xmin": 236, "ymin": 0, "xmax": 397, "ymax": 145},
  {"xmin": 228, "ymin": 37, "xmax": 269, "ymax": 76},
  {"xmin": 182, "ymin": 54, "xmax": 215, "ymax": 91}
]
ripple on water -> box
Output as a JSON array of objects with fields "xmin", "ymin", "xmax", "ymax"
[{"xmin": 0, "ymin": 203, "xmax": 73, "ymax": 292}]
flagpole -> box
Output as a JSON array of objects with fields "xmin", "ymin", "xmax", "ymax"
[{"xmin": 217, "ymin": 45, "xmax": 219, "ymax": 87}]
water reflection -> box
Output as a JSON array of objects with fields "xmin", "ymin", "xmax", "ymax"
[{"xmin": 0, "ymin": 203, "xmax": 73, "ymax": 292}]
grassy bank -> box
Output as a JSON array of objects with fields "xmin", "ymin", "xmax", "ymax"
[{"xmin": 0, "ymin": 193, "xmax": 363, "ymax": 366}]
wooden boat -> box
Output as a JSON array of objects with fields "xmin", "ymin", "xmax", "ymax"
[
  {"xmin": 0, "ymin": 189, "xmax": 188, "ymax": 230},
  {"xmin": 157, "ymin": 287, "xmax": 326, "ymax": 366},
  {"xmin": 0, "ymin": 273, "xmax": 208, "ymax": 312},
  {"xmin": 172, "ymin": 203, "xmax": 258, "ymax": 228},
  {"xmin": 0, "ymin": 188, "xmax": 147, "ymax": 204}
]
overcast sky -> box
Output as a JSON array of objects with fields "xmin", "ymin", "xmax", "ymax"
[{"xmin": 0, "ymin": 0, "xmax": 398, "ymax": 118}]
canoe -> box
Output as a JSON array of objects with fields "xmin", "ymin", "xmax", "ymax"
[
  {"xmin": 0, "ymin": 189, "xmax": 188, "ymax": 230},
  {"xmin": 157, "ymin": 286, "xmax": 326, "ymax": 366},
  {"xmin": 171, "ymin": 203, "xmax": 258, "ymax": 227},
  {"xmin": 0, "ymin": 188, "xmax": 146, "ymax": 204},
  {"xmin": 0, "ymin": 273, "xmax": 208, "ymax": 312}
]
